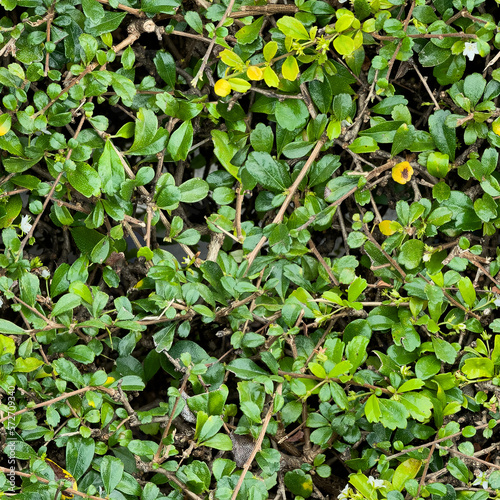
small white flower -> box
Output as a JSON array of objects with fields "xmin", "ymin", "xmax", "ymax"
[
  {"xmin": 0, "ymin": 297, "xmax": 3, "ymax": 308},
  {"xmin": 41, "ymin": 269, "xmax": 50, "ymax": 279},
  {"xmin": 337, "ymin": 485, "xmax": 350, "ymax": 500},
  {"xmin": 463, "ymin": 42, "xmax": 479, "ymax": 61},
  {"xmin": 20, "ymin": 215, "xmax": 32, "ymax": 234},
  {"xmin": 472, "ymin": 471, "xmax": 489, "ymax": 489},
  {"xmin": 368, "ymin": 476, "xmax": 385, "ymax": 489}
]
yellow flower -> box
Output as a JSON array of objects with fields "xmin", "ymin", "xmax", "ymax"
[
  {"xmin": 46, "ymin": 459, "xmax": 78, "ymax": 499},
  {"xmin": 379, "ymin": 220, "xmax": 396, "ymax": 236},
  {"xmin": 214, "ymin": 79, "xmax": 231, "ymax": 97},
  {"xmin": 247, "ymin": 65, "xmax": 263, "ymax": 81},
  {"xmin": 492, "ymin": 117, "xmax": 500, "ymax": 136},
  {"xmin": 392, "ymin": 161, "xmax": 413, "ymax": 184},
  {"xmin": 104, "ymin": 376, "xmax": 115, "ymax": 386}
]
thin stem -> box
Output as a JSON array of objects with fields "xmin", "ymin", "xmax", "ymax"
[
  {"xmin": 230, "ymin": 384, "xmax": 283, "ymax": 500},
  {"xmin": 191, "ymin": 0, "xmax": 237, "ymax": 87},
  {"xmin": 245, "ymin": 136, "xmax": 326, "ymax": 271}
]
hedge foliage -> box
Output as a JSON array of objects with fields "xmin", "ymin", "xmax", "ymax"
[{"xmin": 2, "ymin": 0, "xmax": 500, "ymax": 499}]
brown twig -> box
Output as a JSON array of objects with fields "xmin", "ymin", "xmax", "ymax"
[
  {"xmin": 191, "ymin": 0, "xmax": 237, "ymax": 87},
  {"xmin": 230, "ymin": 384, "xmax": 283, "ymax": 500},
  {"xmin": 384, "ymin": 422, "xmax": 490, "ymax": 461},
  {"xmin": 44, "ymin": 1, "xmax": 56, "ymax": 76},
  {"xmin": 277, "ymin": 371, "xmax": 393, "ymax": 395},
  {"xmin": 385, "ymin": 1, "xmax": 415, "ymax": 82},
  {"xmin": 362, "ymin": 224, "xmax": 407, "ymax": 281},
  {"xmin": 96, "ymin": 0, "xmax": 146, "ymax": 17},
  {"xmin": 235, "ymin": 185, "xmax": 244, "ymax": 242},
  {"xmin": 229, "ymin": 4, "xmax": 298, "ymax": 18},
  {"xmin": 19, "ymin": 108, "xmax": 87, "ymax": 253},
  {"xmin": 308, "ymin": 239, "xmax": 340, "ymax": 286},
  {"xmin": 0, "ymin": 466, "xmax": 105, "ymax": 499},
  {"xmin": 153, "ymin": 374, "xmax": 190, "ymax": 463},
  {"xmin": 408, "ymin": 58, "xmax": 441, "ymax": 110},
  {"xmin": 0, "ymin": 386, "xmax": 114, "ymax": 423},
  {"xmin": 245, "ymin": 136, "xmax": 327, "ymax": 272}
]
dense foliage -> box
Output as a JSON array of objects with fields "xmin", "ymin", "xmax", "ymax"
[{"xmin": 2, "ymin": 0, "xmax": 500, "ymax": 499}]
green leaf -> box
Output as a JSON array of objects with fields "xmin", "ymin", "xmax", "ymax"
[
  {"xmin": 79, "ymin": 33, "xmax": 98, "ymax": 65},
  {"xmin": 346, "ymin": 336, "xmax": 369, "ymax": 373},
  {"xmin": 325, "ymin": 175, "xmax": 358, "ymax": 202},
  {"xmin": 427, "ymin": 151, "xmax": 450, "ymax": 178},
  {"xmin": 127, "ymin": 439, "xmax": 158, "ymax": 460},
  {"xmin": 398, "ymin": 239, "xmax": 424, "ymax": 270},
  {"xmin": 0, "ymin": 194, "xmax": 22, "ymax": 228},
  {"xmin": 3, "ymin": 156, "xmax": 41, "ymax": 173},
  {"xmin": 334, "ymin": 34, "xmax": 355, "ymax": 56},
  {"xmin": 378, "ymin": 399, "xmax": 408, "ymax": 430},
  {"xmin": 474, "ymin": 193, "xmax": 498, "ymax": 222},
  {"xmin": 348, "ymin": 277, "xmax": 367, "ymax": 302},
  {"xmin": 90, "ymin": 237, "xmax": 110, "ymax": 264},
  {"xmin": 185, "ymin": 11, "xmax": 204, "ymax": 35},
  {"xmin": 282, "ymin": 55, "xmax": 299, "ymax": 81},
  {"xmin": 179, "ymin": 178, "xmax": 209, "ymax": 203},
  {"xmin": 333, "ymin": 93, "xmax": 352, "ymax": 121},
  {"xmin": 415, "ymin": 355, "xmax": 441, "ymax": 380},
  {"xmin": 66, "ymin": 436, "xmax": 95, "ymax": 481},
  {"xmin": 432, "ymin": 337, "xmax": 457, "ymax": 364},
  {"xmin": 201, "ymin": 433, "xmax": 233, "ymax": 450},
  {"xmin": 51, "ymin": 293, "xmax": 82, "ymax": 318},
  {"xmin": 275, "ymin": 99, "xmax": 309, "ymax": 131},
  {"xmin": 269, "ymin": 223, "xmax": 291, "ymax": 254},
  {"xmin": 128, "ymin": 108, "xmax": 162, "ymax": 155},
  {"xmin": 447, "ymin": 457, "xmax": 469, "ymax": 483},
  {"xmin": 67, "ymin": 163, "xmax": 101, "ymax": 197},
  {"xmin": 12, "ymin": 442, "xmax": 37, "ymax": 460},
  {"xmin": 245, "ymin": 152, "xmax": 292, "ymax": 192},
  {"xmin": 13, "ymin": 357, "xmax": 44, "ymax": 373},
  {"xmin": 53, "ymin": 358, "xmax": 85, "ymax": 386},
  {"xmin": 0, "ymin": 131, "xmax": 24, "ymax": 156},
  {"xmin": 276, "ymin": 16, "xmax": 310, "ymax": 40},
  {"xmin": 250, "ymin": 123, "xmax": 274, "ymax": 153},
  {"xmin": 284, "ymin": 470, "xmax": 313, "ymax": 498},
  {"xmin": 236, "ymin": 16, "xmax": 264, "ymax": 45},
  {"xmin": 462, "ymin": 357, "xmax": 494, "ymax": 379},
  {"xmin": 110, "ymin": 72, "xmax": 136, "ymax": 102},
  {"xmin": 458, "ymin": 276, "xmax": 476, "ymax": 308},
  {"xmin": 418, "ymin": 41, "xmax": 450, "ymax": 67},
  {"xmin": 211, "ymin": 130, "xmax": 240, "ymax": 180},
  {"xmin": 84, "ymin": 11, "xmax": 126, "ymax": 36},
  {"xmin": 98, "ymin": 140, "xmax": 125, "ymax": 195},
  {"xmin": 226, "ymin": 359, "xmax": 270, "ymax": 379},
  {"xmin": 141, "ymin": 0, "xmax": 181, "ymax": 14},
  {"xmin": 399, "ymin": 393, "xmax": 433, "ymax": 422},
  {"xmin": 428, "ymin": 110, "xmax": 456, "ymax": 161},
  {"xmin": 154, "ymin": 51, "xmax": 176, "ymax": 88},
  {"xmin": 391, "ymin": 123, "xmax": 416, "ymax": 157},
  {"xmin": 119, "ymin": 375, "xmax": 145, "ymax": 390},
  {"xmin": 101, "ymin": 455, "xmax": 124, "ymax": 495},
  {"xmin": 175, "ymin": 228, "xmax": 201, "ymax": 245},
  {"xmin": 309, "ymin": 79, "xmax": 333, "ymax": 114},
  {"xmin": 463, "ymin": 73, "xmax": 486, "ymax": 107},
  {"xmin": 82, "ymin": 0, "xmax": 105, "ymax": 22},
  {"xmin": 392, "ymin": 459, "xmax": 422, "ymax": 491},
  {"xmin": 180, "ymin": 461, "xmax": 211, "ymax": 494},
  {"xmin": 348, "ymin": 136, "xmax": 379, "ymax": 154},
  {"xmin": 167, "ymin": 120, "xmax": 193, "ymax": 161},
  {"xmin": 365, "ymin": 394, "xmax": 381, "ymax": 423}
]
